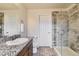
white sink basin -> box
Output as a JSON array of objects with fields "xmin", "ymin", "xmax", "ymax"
[{"xmin": 6, "ymin": 38, "xmax": 29, "ymax": 46}]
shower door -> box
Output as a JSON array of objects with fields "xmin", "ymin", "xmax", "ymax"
[{"xmin": 52, "ymin": 11, "xmax": 68, "ymax": 56}]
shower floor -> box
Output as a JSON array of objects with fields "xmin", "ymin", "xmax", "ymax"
[{"xmin": 54, "ymin": 47, "xmax": 79, "ymax": 56}]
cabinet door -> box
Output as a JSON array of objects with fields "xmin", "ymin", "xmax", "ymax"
[
  {"xmin": 24, "ymin": 51, "xmax": 29, "ymax": 56},
  {"xmin": 17, "ymin": 49, "xmax": 25, "ymax": 56},
  {"xmin": 17, "ymin": 40, "xmax": 33, "ymax": 56},
  {"xmin": 28, "ymin": 44, "xmax": 33, "ymax": 56},
  {"xmin": 17, "ymin": 48, "xmax": 29, "ymax": 56}
]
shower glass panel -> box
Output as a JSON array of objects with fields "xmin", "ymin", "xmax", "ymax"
[
  {"xmin": 52, "ymin": 4, "xmax": 79, "ymax": 56},
  {"xmin": 52, "ymin": 11, "xmax": 69, "ymax": 56}
]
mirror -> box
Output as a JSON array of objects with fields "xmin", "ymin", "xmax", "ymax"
[
  {"xmin": 3, "ymin": 12, "xmax": 21, "ymax": 37},
  {"xmin": 0, "ymin": 11, "xmax": 25, "ymax": 38},
  {"xmin": 0, "ymin": 13, "xmax": 4, "ymax": 37}
]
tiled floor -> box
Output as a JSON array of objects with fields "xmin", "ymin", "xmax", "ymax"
[{"xmin": 33, "ymin": 47, "xmax": 57, "ymax": 56}]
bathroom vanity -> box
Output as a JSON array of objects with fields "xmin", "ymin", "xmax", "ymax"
[
  {"xmin": 0, "ymin": 37, "xmax": 33, "ymax": 56},
  {"xmin": 17, "ymin": 39, "xmax": 33, "ymax": 56}
]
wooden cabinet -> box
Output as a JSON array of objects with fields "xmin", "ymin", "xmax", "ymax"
[{"xmin": 17, "ymin": 39, "xmax": 33, "ymax": 56}]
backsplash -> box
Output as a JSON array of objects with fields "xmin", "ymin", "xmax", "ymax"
[
  {"xmin": 0, "ymin": 34, "xmax": 21, "ymax": 44},
  {"xmin": 8, "ymin": 34, "xmax": 21, "ymax": 40}
]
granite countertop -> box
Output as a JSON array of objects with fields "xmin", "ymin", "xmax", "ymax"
[{"xmin": 0, "ymin": 38, "xmax": 32, "ymax": 56}]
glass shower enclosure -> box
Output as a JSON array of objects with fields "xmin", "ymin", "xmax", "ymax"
[{"xmin": 52, "ymin": 11, "xmax": 77, "ymax": 56}]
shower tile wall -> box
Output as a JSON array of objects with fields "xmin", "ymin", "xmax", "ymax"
[{"xmin": 68, "ymin": 4, "xmax": 79, "ymax": 53}]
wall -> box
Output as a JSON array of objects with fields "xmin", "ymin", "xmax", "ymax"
[
  {"xmin": 67, "ymin": 4, "xmax": 79, "ymax": 53},
  {"xmin": 17, "ymin": 9, "xmax": 28, "ymax": 37},
  {"xmin": 68, "ymin": 12, "xmax": 79, "ymax": 50},
  {"xmin": 68, "ymin": 14, "xmax": 79, "ymax": 53}
]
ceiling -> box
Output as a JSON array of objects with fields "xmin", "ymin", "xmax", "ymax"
[
  {"xmin": 0, "ymin": 3, "xmax": 18, "ymax": 10},
  {"xmin": 22, "ymin": 3, "xmax": 73, "ymax": 9},
  {"xmin": 0, "ymin": 3, "xmax": 74, "ymax": 10}
]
